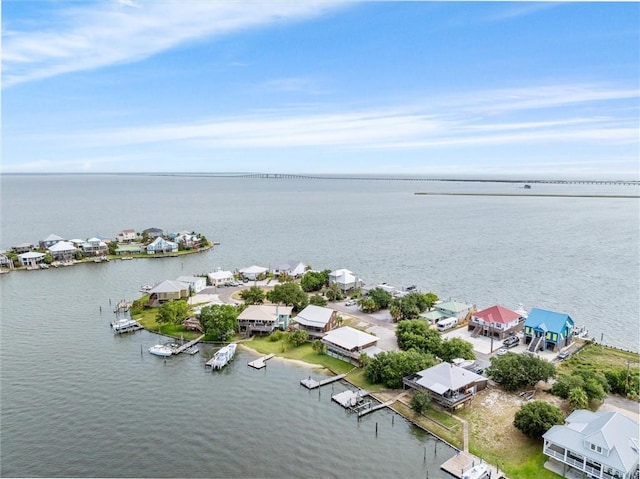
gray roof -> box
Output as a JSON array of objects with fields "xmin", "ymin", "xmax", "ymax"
[
  {"xmin": 42, "ymin": 234, "xmax": 64, "ymax": 242},
  {"xmin": 239, "ymin": 265, "xmax": 268, "ymax": 274},
  {"xmin": 48, "ymin": 241, "xmax": 77, "ymax": 252},
  {"xmin": 543, "ymin": 410, "xmax": 639, "ymax": 474},
  {"xmin": 414, "ymin": 363, "xmax": 487, "ymax": 394},
  {"xmin": 322, "ymin": 326, "xmax": 377, "ymax": 350},
  {"xmin": 295, "ymin": 305, "xmax": 334, "ymax": 328},
  {"xmin": 19, "ymin": 252, "xmax": 45, "ymax": 259},
  {"xmin": 149, "ymin": 280, "xmax": 189, "ymax": 294},
  {"xmin": 238, "ymin": 305, "xmax": 292, "ymax": 322}
]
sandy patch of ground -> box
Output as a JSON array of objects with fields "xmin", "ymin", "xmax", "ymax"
[{"xmin": 237, "ymin": 342, "xmax": 324, "ymax": 369}]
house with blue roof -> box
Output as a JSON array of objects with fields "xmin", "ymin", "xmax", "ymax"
[{"xmin": 523, "ymin": 308, "xmax": 574, "ymax": 352}]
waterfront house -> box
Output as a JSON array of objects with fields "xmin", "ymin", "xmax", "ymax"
[
  {"xmin": 117, "ymin": 229, "xmax": 138, "ymax": 242},
  {"xmin": 237, "ymin": 305, "xmax": 293, "ymax": 335},
  {"xmin": 270, "ymin": 260, "xmax": 307, "ymax": 278},
  {"xmin": 419, "ymin": 310, "xmax": 446, "ymax": 324},
  {"xmin": 362, "ymin": 282, "xmax": 399, "ymax": 296},
  {"xmin": 523, "ymin": 308, "xmax": 574, "ymax": 352},
  {"xmin": 403, "ymin": 362, "xmax": 488, "ymax": 410},
  {"xmin": 146, "ymin": 237, "xmax": 178, "ymax": 254},
  {"xmin": 143, "ymin": 227, "xmax": 164, "ymax": 239},
  {"xmin": 12, "ymin": 243, "xmax": 34, "ymax": 254},
  {"xmin": 293, "ymin": 305, "xmax": 339, "ymax": 339},
  {"xmin": 48, "ymin": 241, "xmax": 77, "ymax": 261},
  {"xmin": 114, "ymin": 244, "xmax": 143, "ymax": 255},
  {"xmin": 39, "ymin": 233, "xmax": 65, "ymax": 249},
  {"xmin": 329, "ymin": 268, "xmax": 362, "ymax": 292},
  {"xmin": 208, "ymin": 269, "xmax": 234, "ymax": 287},
  {"xmin": 176, "ymin": 275, "xmax": 207, "ymax": 294},
  {"xmin": 0, "ymin": 252, "xmax": 13, "ymax": 269},
  {"xmin": 18, "ymin": 251, "xmax": 46, "ymax": 267},
  {"xmin": 81, "ymin": 237, "xmax": 108, "ymax": 257},
  {"xmin": 321, "ymin": 326, "xmax": 379, "ymax": 364},
  {"xmin": 469, "ymin": 305, "xmax": 524, "ymax": 339},
  {"xmin": 182, "ymin": 317, "xmax": 204, "ymax": 333},
  {"xmin": 239, "ymin": 265, "xmax": 268, "ymax": 281},
  {"xmin": 543, "ymin": 410, "xmax": 639, "ymax": 479},
  {"xmin": 435, "ymin": 300, "xmax": 474, "ymax": 321},
  {"xmin": 173, "ymin": 232, "xmax": 201, "ymax": 249},
  {"xmin": 147, "ymin": 280, "xmax": 190, "ymax": 305}
]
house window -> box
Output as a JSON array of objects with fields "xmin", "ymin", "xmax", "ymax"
[{"xmin": 589, "ymin": 443, "xmax": 603, "ymax": 454}]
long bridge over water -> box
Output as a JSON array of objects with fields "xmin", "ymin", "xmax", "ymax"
[{"xmin": 159, "ymin": 172, "xmax": 639, "ymax": 186}]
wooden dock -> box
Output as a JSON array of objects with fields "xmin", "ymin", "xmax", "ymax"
[
  {"xmin": 300, "ymin": 373, "xmax": 347, "ymax": 389},
  {"xmin": 357, "ymin": 398, "xmax": 396, "ymax": 417},
  {"xmin": 248, "ymin": 353, "xmax": 275, "ymax": 369},
  {"xmin": 441, "ymin": 452, "xmax": 485, "ymax": 479},
  {"xmin": 171, "ymin": 335, "xmax": 204, "ymax": 355}
]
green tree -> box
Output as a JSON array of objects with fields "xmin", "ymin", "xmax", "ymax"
[
  {"xmin": 396, "ymin": 320, "xmax": 442, "ymax": 355},
  {"xmin": 300, "ymin": 270, "xmax": 329, "ymax": 292},
  {"xmin": 43, "ymin": 253, "xmax": 54, "ymax": 264},
  {"xmin": 411, "ymin": 391, "xmax": 432, "ymax": 414},
  {"xmin": 240, "ymin": 286, "xmax": 265, "ymax": 305},
  {"xmin": 156, "ymin": 300, "xmax": 189, "ymax": 324},
  {"xmin": 107, "ymin": 242, "xmax": 118, "ymax": 255},
  {"xmin": 311, "ymin": 339, "xmax": 326, "ymax": 354},
  {"xmin": 287, "ymin": 330, "xmax": 309, "ymax": 347},
  {"xmin": 551, "ymin": 374, "xmax": 585, "ymax": 399},
  {"xmin": 267, "ymin": 282, "xmax": 309, "ymax": 312},
  {"xmin": 422, "ymin": 292, "xmax": 439, "ymax": 310},
  {"xmin": 358, "ymin": 296, "xmax": 378, "ymax": 313},
  {"xmin": 309, "ymin": 294, "xmax": 327, "ymax": 307},
  {"xmin": 324, "ymin": 283, "xmax": 343, "ymax": 302},
  {"xmin": 367, "ymin": 288, "xmax": 393, "ymax": 310},
  {"xmin": 438, "ymin": 338, "xmax": 476, "ymax": 363},
  {"xmin": 486, "ymin": 353, "xmax": 556, "ymax": 392},
  {"xmin": 513, "ymin": 401, "xmax": 564, "ymax": 439},
  {"xmin": 391, "ymin": 292, "xmax": 429, "ymax": 321},
  {"xmin": 200, "ymin": 304, "xmax": 239, "ymax": 341},
  {"xmin": 364, "ymin": 350, "xmax": 436, "ymax": 389},
  {"xmin": 568, "ymin": 388, "xmax": 589, "ymax": 411}
]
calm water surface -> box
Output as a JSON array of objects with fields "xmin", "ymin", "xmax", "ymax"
[{"xmin": 1, "ymin": 174, "xmax": 638, "ymax": 478}]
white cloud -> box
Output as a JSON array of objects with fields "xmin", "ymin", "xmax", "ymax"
[{"xmin": 2, "ymin": 1, "xmax": 349, "ymax": 87}]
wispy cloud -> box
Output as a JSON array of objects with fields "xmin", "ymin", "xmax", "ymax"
[
  {"xmin": 478, "ymin": 2, "xmax": 560, "ymax": 24},
  {"xmin": 17, "ymin": 83, "xmax": 638, "ymax": 152},
  {"xmin": 2, "ymin": 1, "xmax": 349, "ymax": 87}
]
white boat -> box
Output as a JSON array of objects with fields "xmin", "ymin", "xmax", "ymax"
[
  {"xmin": 148, "ymin": 344, "xmax": 173, "ymax": 357},
  {"xmin": 111, "ymin": 318, "xmax": 142, "ymax": 333},
  {"xmin": 462, "ymin": 463, "xmax": 489, "ymax": 479},
  {"xmin": 209, "ymin": 343, "xmax": 237, "ymax": 370}
]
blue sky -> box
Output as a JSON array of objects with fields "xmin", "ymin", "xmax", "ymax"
[{"xmin": 2, "ymin": 1, "xmax": 639, "ymax": 178}]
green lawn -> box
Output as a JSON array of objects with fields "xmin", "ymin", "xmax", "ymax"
[
  {"xmin": 391, "ymin": 401, "xmax": 463, "ymax": 449},
  {"xmin": 558, "ymin": 343, "xmax": 640, "ymax": 376},
  {"xmin": 133, "ymin": 307, "xmax": 200, "ymax": 340}
]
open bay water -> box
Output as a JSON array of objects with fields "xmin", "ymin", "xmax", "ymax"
[{"xmin": 1, "ymin": 174, "xmax": 639, "ymax": 477}]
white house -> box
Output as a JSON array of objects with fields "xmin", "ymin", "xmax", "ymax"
[
  {"xmin": 208, "ymin": 270, "xmax": 234, "ymax": 286},
  {"xmin": 176, "ymin": 275, "xmax": 207, "ymax": 294},
  {"xmin": 146, "ymin": 237, "xmax": 178, "ymax": 254},
  {"xmin": 48, "ymin": 241, "xmax": 77, "ymax": 261},
  {"xmin": 117, "ymin": 229, "xmax": 138, "ymax": 242},
  {"xmin": 271, "ymin": 260, "xmax": 307, "ymax": 277},
  {"xmin": 329, "ymin": 269, "xmax": 362, "ymax": 292},
  {"xmin": 81, "ymin": 237, "xmax": 108, "ymax": 257},
  {"xmin": 543, "ymin": 410, "xmax": 639, "ymax": 479},
  {"xmin": 18, "ymin": 251, "xmax": 46, "ymax": 267},
  {"xmin": 239, "ymin": 265, "xmax": 268, "ymax": 281},
  {"xmin": 321, "ymin": 326, "xmax": 379, "ymax": 364}
]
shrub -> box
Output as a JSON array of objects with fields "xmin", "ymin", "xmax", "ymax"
[
  {"xmin": 411, "ymin": 391, "xmax": 431, "ymax": 414},
  {"xmin": 513, "ymin": 401, "xmax": 564, "ymax": 439}
]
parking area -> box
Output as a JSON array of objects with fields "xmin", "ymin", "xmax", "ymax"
[{"xmin": 441, "ymin": 326, "xmax": 561, "ymax": 363}]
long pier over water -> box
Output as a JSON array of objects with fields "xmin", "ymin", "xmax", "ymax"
[{"xmin": 150, "ymin": 172, "xmax": 639, "ymax": 186}]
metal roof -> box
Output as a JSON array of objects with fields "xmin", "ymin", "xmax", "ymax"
[
  {"xmin": 322, "ymin": 326, "xmax": 377, "ymax": 350},
  {"xmin": 295, "ymin": 305, "xmax": 334, "ymax": 327}
]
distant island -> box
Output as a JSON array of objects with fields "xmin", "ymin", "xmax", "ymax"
[{"xmin": 0, "ymin": 227, "xmax": 215, "ymax": 272}]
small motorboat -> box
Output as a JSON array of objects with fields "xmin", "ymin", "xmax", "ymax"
[{"xmin": 149, "ymin": 344, "xmax": 173, "ymax": 357}]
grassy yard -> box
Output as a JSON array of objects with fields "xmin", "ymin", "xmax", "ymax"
[
  {"xmin": 390, "ymin": 401, "xmax": 463, "ymax": 449},
  {"xmin": 457, "ymin": 387, "xmax": 563, "ymax": 479},
  {"xmin": 246, "ymin": 336, "xmax": 354, "ymax": 374},
  {"xmin": 133, "ymin": 307, "xmax": 201, "ymax": 340},
  {"xmin": 558, "ymin": 343, "xmax": 640, "ymax": 376}
]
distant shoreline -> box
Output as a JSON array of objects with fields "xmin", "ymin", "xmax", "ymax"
[{"xmin": 414, "ymin": 192, "xmax": 639, "ymax": 198}]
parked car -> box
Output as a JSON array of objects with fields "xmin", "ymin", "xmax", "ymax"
[
  {"xmin": 471, "ymin": 366, "xmax": 484, "ymax": 375},
  {"xmin": 496, "ymin": 348, "xmax": 508, "ymax": 356},
  {"xmin": 503, "ymin": 336, "xmax": 520, "ymax": 348},
  {"xmin": 345, "ymin": 299, "xmax": 357, "ymax": 306},
  {"xmin": 557, "ymin": 350, "xmax": 571, "ymax": 360}
]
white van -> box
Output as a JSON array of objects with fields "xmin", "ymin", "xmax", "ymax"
[{"xmin": 437, "ymin": 317, "xmax": 458, "ymax": 332}]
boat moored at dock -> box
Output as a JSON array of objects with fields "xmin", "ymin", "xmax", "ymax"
[
  {"xmin": 148, "ymin": 343, "xmax": 173, "ymax": 357},
  {"xmin": 111, "ymin": 318, "xmax": 143, "ymax": 334},
  {"xmin": 206, "ymin": 343, "xmax": 237, "ymax": 370}
]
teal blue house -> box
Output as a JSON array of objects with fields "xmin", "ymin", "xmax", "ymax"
[{"xmin": 523, "ymin": 308, "xmax": 574, "ymax": 352}]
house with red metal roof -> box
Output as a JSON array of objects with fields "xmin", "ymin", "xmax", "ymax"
[{"xmin": 468, "ymin": 305, "xmax": 525, "ymax": 339}]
